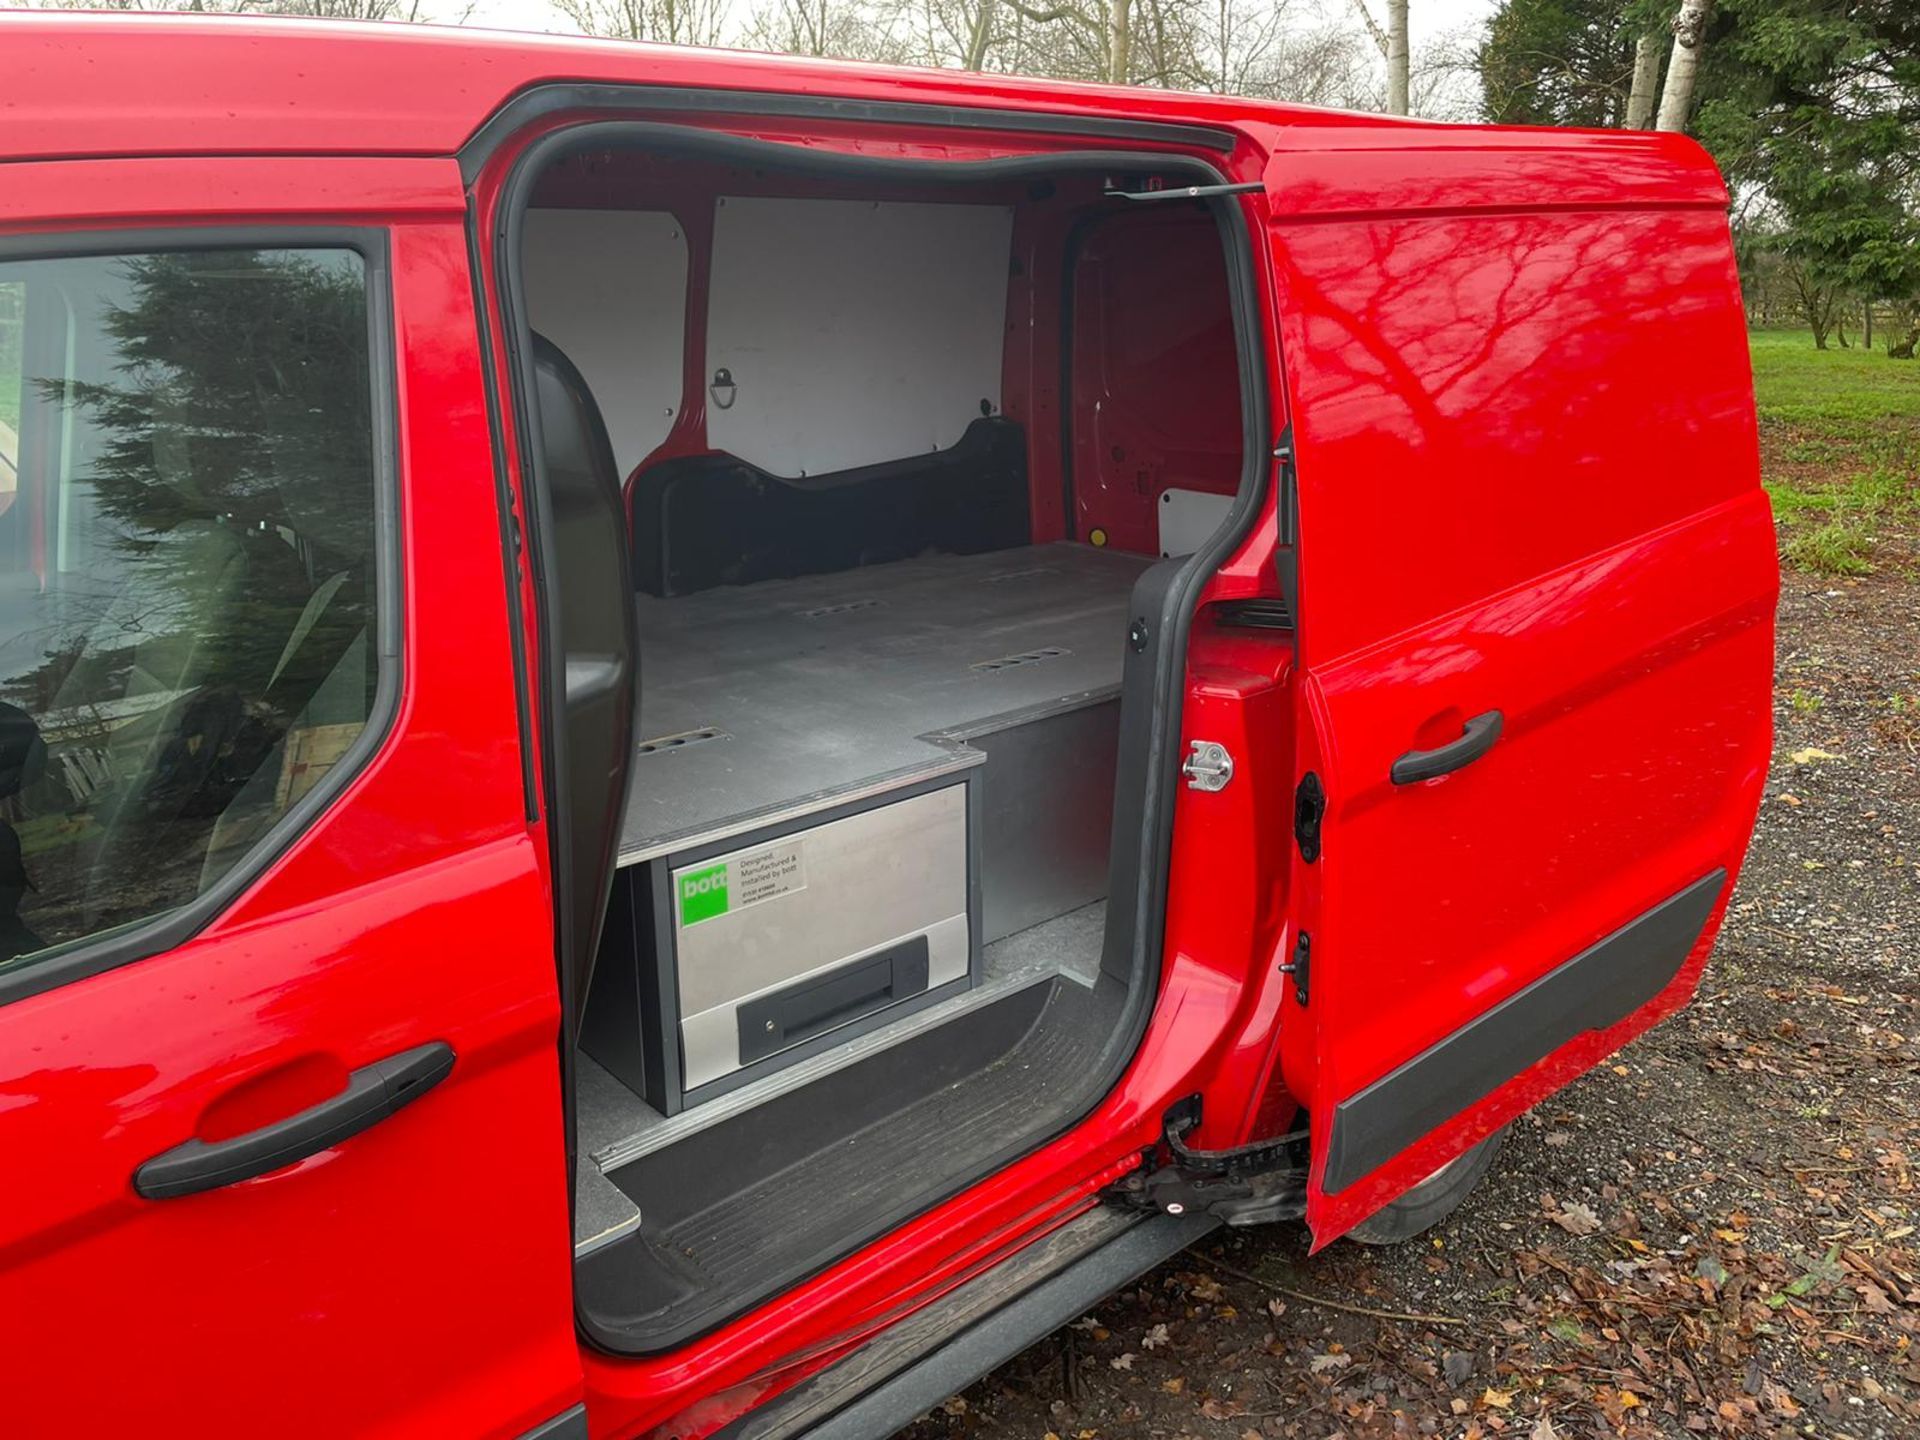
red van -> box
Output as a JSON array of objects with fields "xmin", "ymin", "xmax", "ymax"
[{"xmin": 0, "ymin": 14, "xmax": 1776, "ymax": 1439}]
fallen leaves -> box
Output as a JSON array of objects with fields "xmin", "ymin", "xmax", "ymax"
[
  {"xmin": 1789, "ymin": 746, "xmax": 1844, "ymax": 764},
  {"xmin": 1546, "ymin": 1198, "xmax": 1603, "ymax": 1236}
]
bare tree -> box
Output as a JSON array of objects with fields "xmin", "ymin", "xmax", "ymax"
[
  {"xmin": 1384, "ymin": 0, "xmax": 1408, "ymax": 115},
  {"xmin": 1184, "ymin": 0, "xmax": 1290, "ymax": 95},
  {"xmin": 959, "ymin": 0, "xmax": 996, "ymax": 68},
  {"xmin": 733, "ymin": 0, "xmax": 1410, "ymax": 112},
  {"xmin": 1654, "ymin": 0, "xmax": 1713, "ymax": 133},
  {"xmin": 741, "ymin": 0, "xmax": 912, "ymax": 59},
  {"xmin": 1347, "ymin": 0, "xmax": 1406, "ymax": 115},
  {"xmin": 12, "ymin": 0, "xmax": 464, "ymax": 17},
  {"xmin": 1625, "ymin": 31, "xmax": 1661, "ymax": 128},
  {"xmin": 10, "ymin": 0, "xmax": 258, "ymax": 10},
  {"xmin": 554, "ymin": 0, "xmax": 727, "ymax": 44},
  {"xmin": 1782, "ymin": 257, "xmax": 1843, "ymax": 350},
  {"xmin": 1407, "ymin": 22, "xmax": 1483, "ymax": 123}
]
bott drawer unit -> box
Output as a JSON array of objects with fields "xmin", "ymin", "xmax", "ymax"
[{"xmin": 583, "ymin": 774, "xmax": 983, "ymax": 1114}]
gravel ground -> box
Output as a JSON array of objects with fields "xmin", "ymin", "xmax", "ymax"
[{"xmin": 899, "ymin": 547, "xmax": 1920, "ymax": 1439}]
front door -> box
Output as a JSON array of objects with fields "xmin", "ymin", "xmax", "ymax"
[{"xmin": 0, "ymin": 161, "xmax": 583, "ymax": 1436}]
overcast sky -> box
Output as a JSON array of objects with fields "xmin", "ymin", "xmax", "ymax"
[{"xmin": 451, "ymin": 0, "xmax": 1499, "ymax": 51}]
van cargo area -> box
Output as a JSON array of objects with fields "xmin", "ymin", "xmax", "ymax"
[{"xmin": 516, "ymin": 135, "xmax": 1253, "ymax": 1351}]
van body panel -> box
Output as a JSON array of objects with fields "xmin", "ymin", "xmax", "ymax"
[
  {"xmin": 1266, "ymin": 195, "xmax": 1775, "ymax": 1242},
  {"xmin": 0, "ymin": 174, "xmax": 585, "ymax": 1434},
  {"xmin": 0, "ymin": 19, "xmax": 1774, "ymax": 1440},
  {"xmin": 1264, "ymin": 123, "xmax": 1729, "ymax": 217}
]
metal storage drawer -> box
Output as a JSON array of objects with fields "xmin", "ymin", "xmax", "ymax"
[
  {"xmin": 584, "ymin": 776, "xmax": 981, "ymax": 1114},
  {"xmin": 674, "ymin": 783, "xmax": 974, "ymax": 1091}
]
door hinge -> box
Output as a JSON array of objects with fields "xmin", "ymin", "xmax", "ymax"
[
  {"xmin": 1109, "ymin": 1096, "xmax": 1308, "ymax": 1227},
  {"xmin": 1293, "ymin": 771, "xmax": 1325, "ymax": 863},
  {"xmin": 1182, "ymin": 739, "xmax": 1235, "ymax": 792},
  {"xmin": 1280, "ymin": 930, "xmax": 1310, "ymax": 1006}
]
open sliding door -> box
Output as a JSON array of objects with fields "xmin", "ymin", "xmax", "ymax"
[{"xmin": 1261, "ymin": 158, "xmax": 1778, "ymax": 1244}]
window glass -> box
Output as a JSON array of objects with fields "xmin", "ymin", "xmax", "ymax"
[{"xmin": 0, "ymin": 247, "xmax": 379, "ymax": 977}]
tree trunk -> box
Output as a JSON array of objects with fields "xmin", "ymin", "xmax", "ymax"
[
  {"xmin": 1864, "ymin": 304, "xmax": 1873, "ymax": 351},
  {"xmin": 963, "ymin": 0, "xmax": 995, "ymax": 69},
  {"xmin": 1108, "ymin": 0, "xmax": 1131, "ymax": 83},
  {"xmin": 1386, "ymin": 0, "xmax": 1409, "ymax": 115},
  {"xmin": 1655, "ymin": 0, "xmax": 1714, "ymax": 132},
  {"xmin": 1791, "ymin": 267, "xmax": 1835, "ymax": 349},
  {"xmin": 1625, "ymin": 33, "xmax": 1661, "ymax": 128}
]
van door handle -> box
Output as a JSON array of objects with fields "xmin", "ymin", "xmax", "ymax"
[
  {"xmin": 134, "ymin": 1042, "xmax": 455, "ymax": 1200},
  {"xmin": 1390, "ymin": 710, "xmax": 1504, "ymax": 785}
]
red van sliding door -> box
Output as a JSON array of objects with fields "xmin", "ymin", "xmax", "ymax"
[{"xmin": 1266, "ymin": 151, "xmax": 1778, "ymax": 1244}]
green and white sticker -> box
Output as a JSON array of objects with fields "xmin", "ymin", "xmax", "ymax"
[
  {"xmin": 678, "ymin": 862, "xmax": 730, "ymax": 926},
  {"xmin": 677, "ymin": 839, "xmax": 806, "ymax": 927}
]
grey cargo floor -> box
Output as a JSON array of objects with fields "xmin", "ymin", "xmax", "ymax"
[
  {"xmin": 578, "ymin": 965, "xmax": 1127, "ymax": 1353},
  {"xmin": 622, "ymin": 543, "xmax": 1152, "ymax": 863}
]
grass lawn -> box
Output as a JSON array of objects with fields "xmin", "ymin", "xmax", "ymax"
[{"xmin": 1750, "ymin": 328, "xmax": 1920, "ymax": 575}]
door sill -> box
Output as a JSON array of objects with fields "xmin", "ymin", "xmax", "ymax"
[{"xmin": 714, "ymin": 1205, "xmax": 1219, "ymax": 1440}]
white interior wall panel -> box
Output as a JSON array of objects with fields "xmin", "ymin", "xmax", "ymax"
[
  {"xmin": 705, "ymin": 197, "xmax": 1014, "ymax": 478},
  {"xmin": 523, "ymin": 208, "xmax": 688, "ymax": 479}
]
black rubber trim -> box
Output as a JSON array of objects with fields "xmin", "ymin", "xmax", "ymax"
[
  {"xmin": 465, "ymin": 195, "xmax": 540, "ymax": 824},
  {"xmin": 1321, "ymin": 870, "xmax": 1727, "ymax": 1195},
  {"xmin": 717, "ymin": 1206, "xmax": 1133, "ymax": 1440},
  {"xmin": 0, "ymin": 226, "xmax": 404, "ymax": 1011},
  {"xmin": 134, "ymin": 1042, "xmax": 454, "ymax": 1200},
  {"xmin": 457, "ymin": 82, "xmax": 1237, "ymax": 183},
  {"xmin": 516, "ymin": 1404, "xmax": 588, "ymax": 1440},
  {"xmin": 719, "ymin": 1208, "xmax": 1218, "ymax": 1440}
]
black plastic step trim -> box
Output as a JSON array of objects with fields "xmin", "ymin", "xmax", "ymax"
[
  {"xmin": 1322, "ymin": 870, "xmax": 1726, "ymax": 1195},
  {"xmin": 580, "ymin": 976, "xmax": 1123, "ymax": 1352},
  {"xmin": 721, "ymin": 1208, "xmax": 1219, "ymax": 1440}
]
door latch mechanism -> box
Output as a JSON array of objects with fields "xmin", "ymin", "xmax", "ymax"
[
  {"xmin": 1293, "ymin": 772, "xmax": 1325, "ymax": 862},
  {"xmin": 1182, "ymin": 740, "xmax": 1234, "ymax": 792},
  {"xmin": 1280, "ymin": 930, "xmax": 1310, "ymax": 1005}
]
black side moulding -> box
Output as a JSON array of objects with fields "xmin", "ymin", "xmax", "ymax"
[{"xmin": 1320, "ymin": 870, "xmax": 1727, "ymax": 1195}]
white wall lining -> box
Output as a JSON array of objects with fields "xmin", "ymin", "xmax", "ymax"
[
  {"xmin": 523, "ymin": 208, "xmax": 688, "ymax": 480},
  {"xmin": 705, "ymin": 197, "xmax": 1014, "ymax": 478}
]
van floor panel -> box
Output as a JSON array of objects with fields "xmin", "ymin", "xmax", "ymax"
[
  {"xmin": 623, "ymin": 543, "xmax": 1150, "ymax": 862},
  {"xmin": 577, "ymin": 972, "xmax": 1123, "ymax": 1352}
]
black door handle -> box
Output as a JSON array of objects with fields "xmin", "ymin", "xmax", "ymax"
[
  {"xmin": 1390, "ymin": 710, "xmax": 1504, "ymax": 785},
  {"xmin": 135, "ymin": 1042, "xmax": 455, "ymax": 1200}
]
